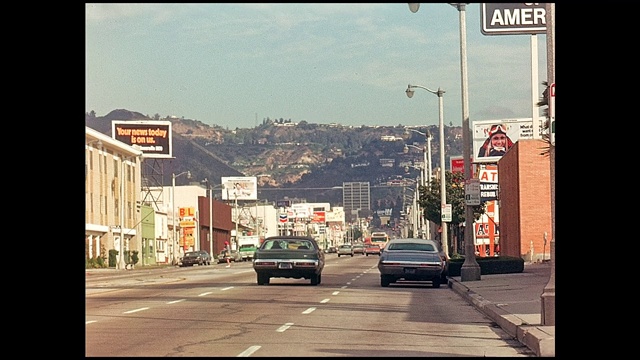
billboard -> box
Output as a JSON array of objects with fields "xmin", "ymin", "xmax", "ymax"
[
  {"xmin": 472, "ymin": 118, "xmax": 540, "ymax": 163},
  {"xmin": 111, "ymin": 120, "xmax": 172, "ymax": 158},
  {"xmin": 221, "ymin": 176, "xmax": 258, "ymax": 201}
]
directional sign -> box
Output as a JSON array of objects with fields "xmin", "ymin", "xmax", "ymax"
[{"xmin": 481, "ymin": 3, "xmax": 547, "ymax": 35}]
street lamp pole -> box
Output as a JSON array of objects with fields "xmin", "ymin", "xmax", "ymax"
[
  {"xmin": 202, "ymin": 178, "xmax": 214, "ymax": 259},
  {"xmin": 172, "ymin": 171, "xmax": 190, "ymax": 265},
  {"xmin": 406, "ymin": 84, "xmax": 448, "ymax": 257},
  {"xmin": 450, "ymin": 3, "xmax": 481, "ymax": 281}
]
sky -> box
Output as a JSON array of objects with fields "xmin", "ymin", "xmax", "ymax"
[{"xmin": 85, "ymin": 3, "xmax": 549, "ymax": 129}]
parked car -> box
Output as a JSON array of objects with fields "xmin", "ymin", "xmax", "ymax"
[
  {"xmin": 337, "ymin": 244, "xmax": 354, "ymax": 257},
  {"xmin": 377, "ymin": 238, "xmax": 447, "ymax": 288},
  {"xmin": 252, "ymin": 236, "xmax": 325, "ymax": 285},
  {"xmin": 353, "ymin": 243, "xmax": 366, "ymax": 255},
  {"xmin": 364, "ymin": 244, "xmax": 381, "ymax": 256},
  {"xmin": 181, "ymin": 250, "xmax": 212, "ymax": 267},
  {"xmin": 217, "ymin": 249, "xmax": 242, "ymax": 263}
]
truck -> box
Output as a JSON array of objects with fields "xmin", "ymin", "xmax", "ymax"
[{"xmin": 237, "ymin": 235, "xmax": 261, "ymax": 261}]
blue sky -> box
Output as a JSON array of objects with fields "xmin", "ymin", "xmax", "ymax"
[{"xmin": 86, "ymin": 3, "xmax": 549, "ymax": 129}]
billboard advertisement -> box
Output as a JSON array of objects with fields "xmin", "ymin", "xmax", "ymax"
[
  {"xmin": 111, "ymin": 120, "xmax": 172, "ymax": 158},
  {"xmin": 472, "ymin": 118, "xmax": 540, "ymax": 163},
  {"xmin": 221, "ymin": 176, "xmax": 258, "ymax": 201}
]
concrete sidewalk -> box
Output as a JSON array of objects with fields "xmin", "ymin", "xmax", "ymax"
[{"xmin": 448, "ymin": 261, "xmax": 555, "ymax": 357}]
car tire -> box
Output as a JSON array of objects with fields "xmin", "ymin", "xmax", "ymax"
[
  {"xmin": 380, "ymin": 275, "xmax": 392, "ymax": 287},
  {"xmin": 432, "ymin": 277, "xmax": 441, "ymax": 288},
  {"xmin": 338, "ymin": 254, "xmax": 341, "ymax": 257},
  {"xmin": 310, "ymin": 273, "xmax": 320, "ymax": 285},
  {"xmin": 350, "ymin": 254, "xmax": 353, "ymax": 257},
  {"xmin": 257, "ymin": 273, "xmax": 270, "ymax": 285}
]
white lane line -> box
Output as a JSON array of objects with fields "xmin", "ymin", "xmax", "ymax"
[
  {"xmin": 237, "ymin": 345, "xmax": 261, "ymax": 357},
  {"xmin": 332, "ymin": 291, "xmax": 340, "ymax": 295},
  {"xmin": 124, "ymin": 307, "xmax": 149, "ymax": 314},
  {"xmin": 276, "ymin": 323, "xmax": 294, "ymax": 332},
  {"xmin": 341, "ymin": 285, "xmax": 348, "ymax": 289},
  {"xmin": 320, "ymin": 298, "xmax": 330, "ymax": 303},
  {"xmin": 86, "ymin": 320, "xmax": 97, "ymax": 325},
  {"xmin": 167, "ymin": 299, "xmax": 186, "ymax": 304},
  {"xmin": 199, "ymin": 292, "xmax": 214, "ymax": 296},
  {"xmin": 221, "ymin": 286, "xmax": 234, "ymax": 291},
  {"xmin": 302, "ymin": 307, "xmax": 316, "ymax": 314},
  {"xmin": 346, "ymin": 282, "xmax": 352, "ymax": 285}
]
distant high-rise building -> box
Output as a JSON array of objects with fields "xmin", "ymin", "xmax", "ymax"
[{"xmin": 342, "ymin": 182, "xmax": 370, "ymax": 222}]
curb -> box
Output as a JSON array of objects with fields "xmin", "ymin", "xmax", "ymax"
[{"xmin": 448, "ymin": 279, "xmax": 555, "ymax": 357}]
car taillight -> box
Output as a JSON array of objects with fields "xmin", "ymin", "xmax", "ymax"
[{"xmin": 255, "ymin": 261, "xmax": 276, "ymax": 266}]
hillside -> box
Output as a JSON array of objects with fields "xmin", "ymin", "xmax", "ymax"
[{"xmin": 85, "ymin": 109, "xmax": 464, "ymax": 206}]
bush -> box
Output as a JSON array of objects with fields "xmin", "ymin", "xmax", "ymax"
[
  {"xmin": 109, "ymin": 249, "xmax": 119, "ymax": 267},
  {"xmin": 446, "ymin": 256, "xmax": 524, "ymax": 276}
]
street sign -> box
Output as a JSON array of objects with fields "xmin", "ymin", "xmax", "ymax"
[
  {"xmin": 465, "ymin": 179, "xmax": 481, "ymax": 205},
  {"xmin": 481, "ymin": 3, "xmax": 547, "ymax": 35},
  {"xmin": 442, "ymin": 204, "xmax": 452, "ymax": 222}
]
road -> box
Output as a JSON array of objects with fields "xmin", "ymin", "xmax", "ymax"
[{"xmin": 86, "ymin": 255, "xmax": 534, "ymax": 357}]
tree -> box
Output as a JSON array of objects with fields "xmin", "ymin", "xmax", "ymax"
[
  {"xmin": 418, "ymin": 170, "xmax": 484, "ymax": 229},
  {"xmin": 537, "ymin": 81, "xmax": 553, "ymax": 156}
]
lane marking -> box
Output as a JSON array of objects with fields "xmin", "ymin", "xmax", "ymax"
[
  {"xmin": 86, "ymin": 320, "xmax": 97, "ymax": 325},
  {"xmin": 167, "ymin": 299, "xmax": 186, "ymax": 304},
  {"xmin": 320, "ymin": 298, "xmax": 330, "ymax": 303},
  {"xmin": 276, "ymin": 323, "xmax": 294, "ymax": 332},
  {"xmin": 199, "ymin": 292, "xmax": 213, "ymax": 296},
  {"xmin": 302, "ymin": 307, "xmax": 316, "ymax": 314},
  {"xmin": 237, "ymin": 345, "xmax": 261, "ymax": 357},
  {"xmin": 221, "ymin": 286, "xmax": 234, "ymax": 291},
  {"xmin": 332, "ymin": 291, "xmax": 340, "ymax": 295},
  {"xmin": 124, "ymin": 307, "xmax": 149, "ymax": 314}
]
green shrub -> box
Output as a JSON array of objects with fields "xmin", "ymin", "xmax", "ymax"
[{"xmin": 446, "ymin": 256, "xmax": 524, "ymax": 276}]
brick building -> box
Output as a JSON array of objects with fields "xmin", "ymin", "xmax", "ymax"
[{"xmin": 498, "ymin": 139, "xmax": 552, "ymax": 262}]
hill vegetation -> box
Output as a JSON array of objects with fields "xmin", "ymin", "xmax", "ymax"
[{"xmin": 86, "ymin": 109, "xmax": 465, "ymax": 209}]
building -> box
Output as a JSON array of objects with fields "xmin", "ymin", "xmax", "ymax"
[
  {"xmin": 85, "ymin": 126, "xmax": 143, "ymax": 268},
  {"xmin": 498, "ymin": 139, "xmax": 552, "ymax": 262},
  {"xmin": 342, "ymin": 182, "xmax": 370, "ymax": 222}
]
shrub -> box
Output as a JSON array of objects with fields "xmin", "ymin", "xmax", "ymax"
[{"xmin": 446, "ymin": 256, "xmax": 524, "ymax": 276}]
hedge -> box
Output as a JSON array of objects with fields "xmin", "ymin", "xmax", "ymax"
[{"xmin": 446, "ymin": 256, "xmax": 524, "ymax": 276}]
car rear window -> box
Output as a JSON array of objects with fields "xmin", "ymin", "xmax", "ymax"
[
  {"xmin": 263, "ymin": 240, "xmax": 314, "ymax": 250},
  {"xmin": 387, "ymin": 243, "xmax": 435, "ymax": 251}
]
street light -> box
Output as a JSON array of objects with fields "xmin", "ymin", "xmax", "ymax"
[
  {"xmin": 172, "ymin": 170, "xmax": 191, "ymax": 265},
  {"xmin": 404, "ymin": 145, "xmax": 426, "ymax": 238},
  {"xmin": 405, "ymin": 83, "xmax": 449, "ymax": 258},
  {"xmin": 407, "ymin": 2, "xmax": 480, "ymax": 280}
]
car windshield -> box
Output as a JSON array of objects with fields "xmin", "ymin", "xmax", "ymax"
[
  {"xmin": 185, "ymin": 252, "xmax": 197, "ymax": 256},
  {"xmin": 387, "ymin": 243, "xmax": 435, "ymax": 251}
]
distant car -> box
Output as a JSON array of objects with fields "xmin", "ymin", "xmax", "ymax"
[
  {"xmin": 324, "ymin": 246, "xmax": 337, "ymax": 254},
  {"xmin": 181, "ymin": 250, "xmax": 212, "ymax": 267},
  {"xmin": 253, "ymin": 236, "xmax": 325, "ymax": 285},
  {"xmin": 377, "ymin": 238, "xmax": 447, "ymax": 288},
  {"xmin": 337, "ymin": 244, "xmax": 354, "ymax": 257},
  {"xmin": 365, "ymin": 244, "xmax": 381, "ymax": 256},
  {"xmin": 217, "ymin": 249, "xmax": 242, "ymax": 263},
  {"xmin": 353, "ymin": 243, "xmax": 366, "ymax": 255}
]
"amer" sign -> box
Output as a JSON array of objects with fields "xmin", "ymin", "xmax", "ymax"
[{"xmin": 481, "ymin": 3, "xmax": 546, "ymax": 36}]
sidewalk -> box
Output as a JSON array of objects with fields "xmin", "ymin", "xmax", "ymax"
[{"xmin": 448, "ymin": 261, "xmax": 555, "ymax": 357}]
